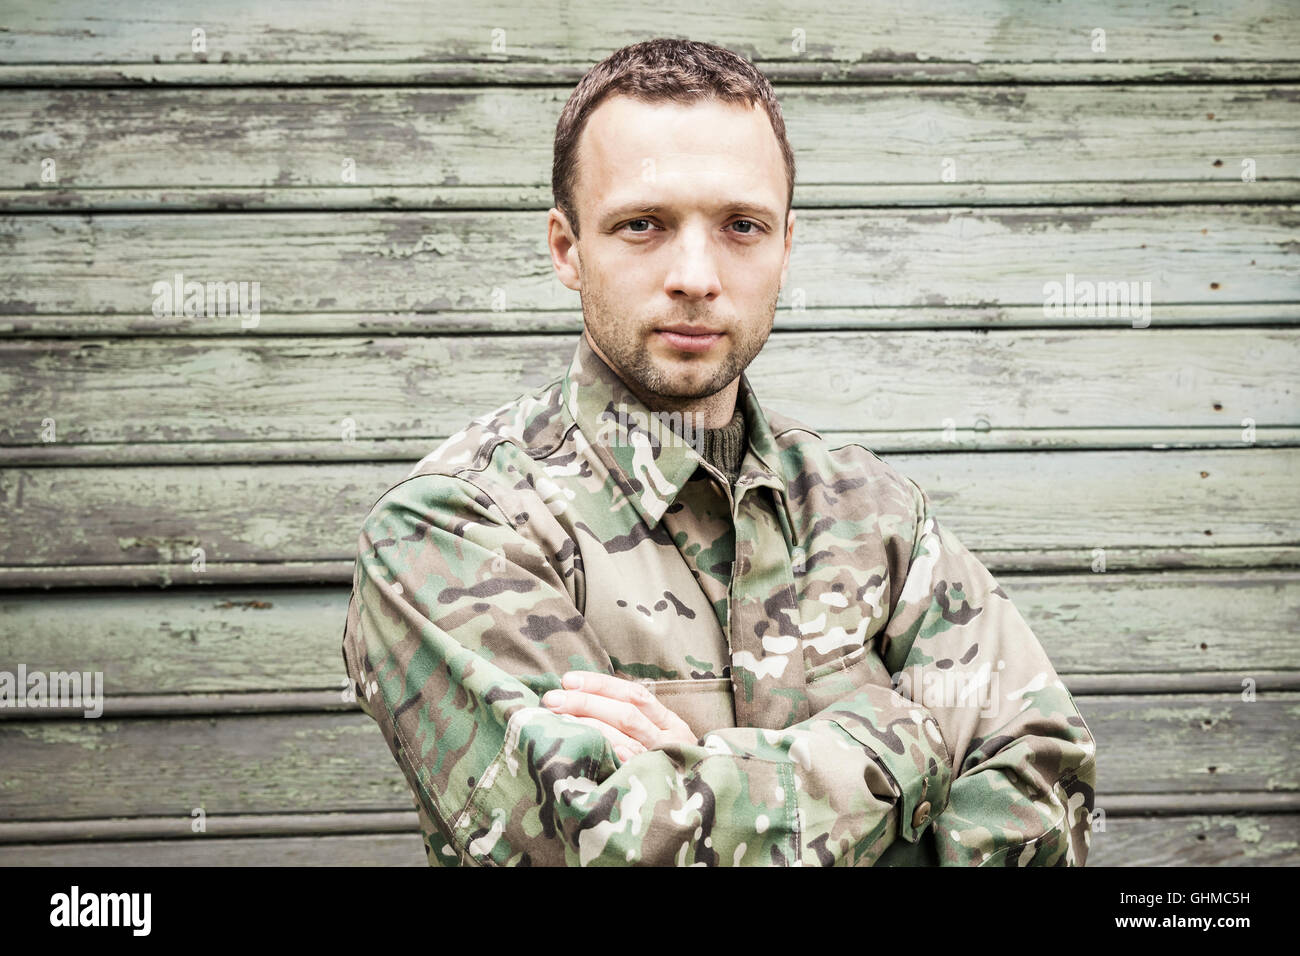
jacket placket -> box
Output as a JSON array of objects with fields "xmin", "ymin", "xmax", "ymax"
[{"xmin": 726, "ymin": 477, "xmax": 811, "ymax": 730}]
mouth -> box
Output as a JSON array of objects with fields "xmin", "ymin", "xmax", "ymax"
[{"xmin": 655, "ymin": 325, "xmax": 724, "ymax": 354}]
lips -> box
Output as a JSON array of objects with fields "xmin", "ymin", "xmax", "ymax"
[{"xmin": 655, "ymin": 326, "xmax": 724, "ymax": 353}]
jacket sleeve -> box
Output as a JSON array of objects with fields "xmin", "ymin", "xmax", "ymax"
[
  {"xmin": 871, "ymin": 475, "xmax": 1099, "ymax": 866},
  {"xmin": 342, "ymin": 471, "xmax": 950, "ymax": 866}
]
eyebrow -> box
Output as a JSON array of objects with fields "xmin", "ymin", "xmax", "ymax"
[{"xmin": 600, "ymin": 199, "xmax": 781, "ymax": 224}]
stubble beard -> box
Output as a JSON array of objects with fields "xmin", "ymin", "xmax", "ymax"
[{"xmin": 580, "ymin": 281, "xmax": 779, "ymax": 411}]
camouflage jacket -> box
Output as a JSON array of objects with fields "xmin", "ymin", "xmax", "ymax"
[{"xmin": 341, "ymin": 332, "xmax": 1097, "ymax": 866}]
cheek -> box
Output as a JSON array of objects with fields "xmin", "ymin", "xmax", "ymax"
[{"xmin": 588, "ymin": 256, "xmax": 654, "ymax": 302}]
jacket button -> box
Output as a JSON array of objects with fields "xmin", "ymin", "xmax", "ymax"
[{"xmin": 911, "ymin": 800, "xmax": 931, "ymax": 829}]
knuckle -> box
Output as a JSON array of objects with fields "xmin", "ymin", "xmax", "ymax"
[{"xmin": 617, "ymin": 705, "xmax": 642, "ymax": 735}]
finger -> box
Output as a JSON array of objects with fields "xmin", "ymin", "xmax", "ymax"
[
  {"xmin": 563, "ymin": 672, "xmax": 698, "ymax": 744},
  {"xmin": 561, "ymin": 671, "xmax": 680, "ymax": 732},
  {"xmin": 543, "ymin": 688, "xmax": 662, "ymax": 749},
  {"xmin": 566, "ymin": 715, "xmax": 646, "ymax": 761}
]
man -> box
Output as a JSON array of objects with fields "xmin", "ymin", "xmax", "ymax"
[{"xmin": 341, "ymin": 37, "xmax": 1096, "ymax": 866}]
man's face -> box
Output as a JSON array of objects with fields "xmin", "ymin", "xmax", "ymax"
[{"xmin": 550, "ymin": 94, "xmax": 795, "ymax": 410}]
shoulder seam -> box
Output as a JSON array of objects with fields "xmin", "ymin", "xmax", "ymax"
[
  {"xmin": 369, "ymin": 413, "xmax": 578, "ymax": 527},
  {"xmin": 362, "ymin": 469, "xmax": 509, "ymax": 530},
  {"xmin": 459, "ymin": 418, "xmax": 579, "ymax": 479},
  {"xmin": 770, "ymin": 423, "xmax": 821, "ymax": 442},
  {"xmin": 782, "ymin": 431, "xmax": 904, "ymax": 482}
]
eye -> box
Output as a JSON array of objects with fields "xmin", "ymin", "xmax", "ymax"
[
  {"xmin": 729, "ymin": 219, "xmax": 764, "ymax": 235},
  {"xmin": 622, "ymin": 218, "xmax": 657, "ymax": 233}
]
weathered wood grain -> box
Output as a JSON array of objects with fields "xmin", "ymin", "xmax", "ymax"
[
  {"xmin": 3, "ymin": 677, "xmax": 1298, "ymax": 721},
  {"xmin": 7, "ymin": 546, "xmax": 1300, "ymax": 589},
  {"xmin": 6, "ymin": 428, "xmax": 1300, "ymax": 468},
  {"xmin": 0, "ymin": 694, "xmax": 1292, "ymax": 820},
  {"xmin": 8, "ymin": 181, "xmax": 1300, "ymax": 214},
  {"xmin": 0, "ymin": 712, "xmax": 415, "ymax": 820},
  {"xmin": 1, "ymin": 571, "xmax": 1295, "ymax": 695},
  {"xmin": 1, "ymin": 0, "xmax": 1295, "ymax": 81},
  {"xmin": 4, "ymin": 85, "xmax": 1295, "ymax": 208},
  {"xmin": 1086, "ymin": 695, "xmax": 1300, "ymax": 795},
  {"xmin": 0, "ymin": 833, "xmax": 431, "ymax": 866},
  {"xmin": 6, "ymin": 792, "xmax": 1296, "ymax": 838},
  {"xmin": 0, "ymin": 810, "xmax": 423, "ymax": 843},
  {"xmin": 0, "ymin": 449, "xmax": 1293, "ymax": 575},
  {"xmin": 10, "ymin": 62, "xmax": 1300, "ymax": 87},
  {"xmin": 2, "ymin": 207, "xmax": 1295, "ymax": 317},
  {"xmin": 8, "ymin": 304, "xmax": 1300, "ymax": 340},
  {"xmin": 1, "ymin": 0, "xmax": 1293, "ymax": 872},
  {"xmin": 1088, "ymin": 813, "xmax": 1300, "ymax": 865},
  {"xmin": 0, "ymin": 813, "xmax": 1293, "ymax": 864},
  {"xmin": 4, "ymin": 792, "xmax": 1296, "ymax": 840},
  {"xmin": 1000, "ymin": 571, "xmax": 1300, "ymax": 678},
  {"xmin": 1, "ymin": 330, "xmax": 1293, "ymax": 448}
]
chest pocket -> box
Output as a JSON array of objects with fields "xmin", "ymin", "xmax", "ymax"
[
  {"xmin": 638, "ymin": 677, "xmax": 736, "ymax": 738},
  {"xmin": 576, "ymin": 484, "xmax": 733, "ymax": 691},
  {"xmin": 802, "ymin": 640, "xmax": 895, "ymax": 714},
  {"xmin": 793, "ymin": 549, "xmax": 896, "ymax": 710}
]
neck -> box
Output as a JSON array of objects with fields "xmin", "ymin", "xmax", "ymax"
[{"xmin": 642, "ymin": 380, "xmax": 740, "ymax": 430}]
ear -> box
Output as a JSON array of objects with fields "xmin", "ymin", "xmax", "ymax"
[
  {"xmin": 548, "ymin": 207, "xmax": 582, "ymax": 291},
  {"xmin": 779, "ymin": 208, "xmax": 796, "ymax": 288}
]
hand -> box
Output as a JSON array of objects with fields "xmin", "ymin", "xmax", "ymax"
[{"xmin": 542, "ymin": 671, "xmax": 698, "ymax": 762}]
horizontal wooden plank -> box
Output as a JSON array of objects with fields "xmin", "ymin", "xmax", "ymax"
[
  {"xmin": 0, "ymin": 692, "xmax": 356, "ymax": 720},
  {"xmin": 0, "ymin": 712, "xmax": 416, "ymax": 820},
  {"xmin": 1, "ymin": 0, "xmax": 1295, "ymax": 80},
  {"xmin": 1, "ymin": 813, "xmax": 1294, "ymax": 864},
  {"xmin": 7, "ymin": 181, "xmax": 1300, "ymax": 214},
  {"xmin": 0, "ymin": 694, "xmax": 1293, "ymax": 820},
  {"xmin": 0, "ymin": 811, "xmax": 422, "ymax": 844},
  {"xmin": 968, "ymin": 547, "xmax": 1300, "ymax": 575},
  {"xmin": 3, "ymin": 673, "xmax": 1300, "ymax": 721},
  {"xmin": 1085, "ymin": 696, "xmax": 1300, "ymax": 794},
  {"xmin": 9, "ymin": 61, "xmax": 1300, "ymax": 87},
  {"xmin": 1100, "ymin": 791, "xmax": 1300, "ymax": 815},
  {"xmin": 1088, "ymin": 813, "xmax": 1300, "ymax": 865},
  {"xmin": 4, "ymin": 85, "xmax": 1296, "ymax": 210},
  {"xmin": 1060, "ymin": 673, "xmax": 1300, "ymax": 694},
  {"xmin": 8, "ymin": 792, "xmax": 1298, "ymax": 845},
  {"xmin": 0, "ymin": 449, "xmax": 1294, "ymax": 575},
  {"xmin": 894, "ymin": 449, "xmax": 1300, "ymax": 554},
  {"xmin": 6, "ymin": 545, "xmax": 1300, "ymax": 590},
  {"xmin": 1, "ymin": 571, "xmax": 1295, "ymax": 695},
  {"xmin": 0, "ymin": 833, "xmax": 430, "ymax": 866},
  {"xmin": 1001, "ymin": 571, "xmax": 1300, "ymax": 677},
  {"xmin": 6, "ymin": 304, "xmax": 1300, "ymax": 340},
  {"xmin": 2, "ymin": 206, "xmax": 1295, "ymax": 317},
  {"xmin": 2, "ymin": 329, "xmax": 1295, "ymax": 448},
  {"xmin": 4, "ymin": 429, "xmax": 1300, "ymax": 468}
]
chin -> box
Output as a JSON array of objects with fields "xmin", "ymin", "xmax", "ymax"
[{"xmin": 652, "ymin": 373, "xmax": 728, "ymax": 400}]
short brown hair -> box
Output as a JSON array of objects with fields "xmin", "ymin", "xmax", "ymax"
[{"xmin": 552, "ymin": 37, "xmax": 796, "ymax": 239}]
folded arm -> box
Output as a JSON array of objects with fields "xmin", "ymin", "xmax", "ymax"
[
  {"xmin": 343, "ymin": 473, "xmax": 950, "ymax": 866},
  {"xmin": 874, "ymin": 475, "xmax": 1099, "ymax": 866}
]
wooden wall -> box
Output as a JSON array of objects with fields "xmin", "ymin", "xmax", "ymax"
[{"xmin": 1, "ymin": 0, "xmax": 1297, "ymax": 866}]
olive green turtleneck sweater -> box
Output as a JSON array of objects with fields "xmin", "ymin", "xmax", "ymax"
[{"xmin": 692, "ymin": 403, "xmax": 747, "ymax": 487}]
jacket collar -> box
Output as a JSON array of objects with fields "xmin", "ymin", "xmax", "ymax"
[{"xmin": 560, "ymin": 331, "xmax": 789, "ymax": 530}]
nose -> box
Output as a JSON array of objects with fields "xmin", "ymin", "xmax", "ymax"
[{"xmin": 662, "ymin": 222, "xmax": 722, "ymax": 301}]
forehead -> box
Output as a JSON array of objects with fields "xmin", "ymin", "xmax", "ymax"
[{"xmin": 574, "ymin": 94, "xmax": 786, "ymax": 212}]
